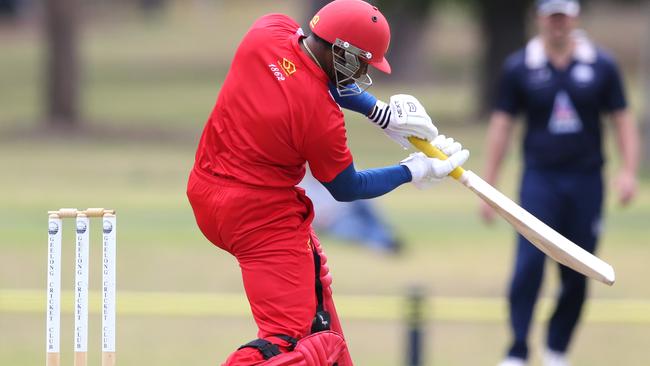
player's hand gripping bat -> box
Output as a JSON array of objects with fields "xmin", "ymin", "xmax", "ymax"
[{"xmin": 408, "ymin": 137, "xmax": 615, "ymax": 286}]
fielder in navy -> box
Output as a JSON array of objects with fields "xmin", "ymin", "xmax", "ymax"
[{"xmin": 481, "ymin": 1, "xmax": 640, "ymax": 366}]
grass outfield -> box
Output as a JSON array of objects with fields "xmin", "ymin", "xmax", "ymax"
[
  {"xmin": 1, "ymin": 123, "xmax": 649, "ymax": 366},
  {"xmin": 1, "ymin": 2, "xmax": 649, "ymax": 365},
  {"xmin": 2, "ymin": 290, "xmax": 650, "ymax": 365}
]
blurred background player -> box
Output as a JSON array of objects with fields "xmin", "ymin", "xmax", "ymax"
[
  {"xmin": 186, "ymin": 1, "xmax": 469, "ymax": 365},
  {"xmin": 299, "ymin": 171, "xmax": 403, "ymax": 254},
  {"xmin": 481, "ymin": 1, "xmax": 640, "ymax": 365}
]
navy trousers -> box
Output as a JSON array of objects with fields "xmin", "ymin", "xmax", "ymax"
[{"xmin": 506, "ymin": 168, "xmax": 603, "ymax": 360}]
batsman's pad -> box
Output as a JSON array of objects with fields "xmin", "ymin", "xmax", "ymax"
[{"xmin": 259, "ymin": 331, "xmax": 348, "ymax": 366}]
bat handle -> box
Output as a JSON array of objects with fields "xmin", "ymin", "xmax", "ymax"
[{"xmin": 408, "ymin": 136, "xmax": 466, "ymax": 180}]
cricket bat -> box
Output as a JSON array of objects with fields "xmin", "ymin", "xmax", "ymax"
[{"xmin": 408, "ymin": 137, "xmax": 616, "ymax": 286}]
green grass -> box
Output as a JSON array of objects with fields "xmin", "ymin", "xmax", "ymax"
[{"xmin": 1, "ymin": 2, "xmax": 650, "ymax": 365}]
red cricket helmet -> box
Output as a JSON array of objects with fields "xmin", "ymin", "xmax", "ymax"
[{"xmin": 310, "ymin": 0, "xmax": 392, "ymax": 74}]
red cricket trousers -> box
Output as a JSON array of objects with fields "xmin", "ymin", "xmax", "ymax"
[{"xmin": 187, "ymin": 168, "xmax": 352, "ymax": 365}]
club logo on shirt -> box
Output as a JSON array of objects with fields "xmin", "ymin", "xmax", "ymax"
[
  {"xmin": 548, "ymin": 90, "xmax": 583, "ymax": 134},
  {"xmin": 268, "ymin": 57, "xmax": 296, "ymax": 82},
  {"xmin": 572, "ymin": 63, "xmax": 594, "ymax": 85},
  {"xmin": 279, "ymin": 58, "xmax": 296, "ymax": 76}
]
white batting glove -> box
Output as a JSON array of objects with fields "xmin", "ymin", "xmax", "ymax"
[
  {"xmin": 400, "ymin": 135, "xmax": 470, "ymax": 189},
  {"xmin": 367, "ymin": 94, "xmax": 438, "ymax": 149}
]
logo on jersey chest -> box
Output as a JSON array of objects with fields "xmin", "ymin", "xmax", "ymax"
[
  {"xmin": 548, "ymin": 90, "xmax": 583, "ymax": 134},
  {"xmin": 268, "ymin": 57, "xmax": 297, "ymax": 82},
  {"xmin": 571, "ymin": 63, "xmax": 594, "ymax": 85},
  {"xmin": 279, "ymin": 58, "xmax": 296, "ymax": 75}
]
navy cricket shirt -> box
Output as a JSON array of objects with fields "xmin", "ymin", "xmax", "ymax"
[{"xmin": 495, "ymin": 33, "xmax": 627, "ymax": 172}]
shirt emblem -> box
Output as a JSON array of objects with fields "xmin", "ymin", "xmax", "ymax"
[
  {"xmin": 571, "ymin": 63, "xmax": 594, "ymax": 85},
  {"xmin": 268, "ymin": 57, "xmax": 297, "ymax": 82},
  {"xmin": 548, "ymin": 90, "xmax": 583, "ymax": 134},
  {"xmin": 279, "ymin": 58, "xmax": 296, "ymax": 76}
]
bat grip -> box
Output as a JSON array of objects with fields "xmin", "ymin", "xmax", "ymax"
[{"xmin": 408, "ymin": 136, "xmax": 466, "ymax": 180}]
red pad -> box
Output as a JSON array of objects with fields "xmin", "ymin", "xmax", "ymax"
[{"xmin": 260, "ymin": 331, "xmax": 348, "ymax": 366}]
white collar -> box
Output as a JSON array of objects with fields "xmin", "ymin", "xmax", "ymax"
[{"xmin": 525, "ymin": 30, "xmax": 596, "ymax": 69}]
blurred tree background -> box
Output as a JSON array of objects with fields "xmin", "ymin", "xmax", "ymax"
[
  {"xmin": 44, "ymin": 0, "xmax": 79, "ymax": 129},
  {"xmin": 27, "ymin": 0, "xmax": 650, "ymax": 169}
]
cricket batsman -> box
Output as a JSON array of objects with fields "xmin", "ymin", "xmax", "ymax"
[{"xmin": 187, "ymin": 1, "xmax": 470, "ymax": 365}]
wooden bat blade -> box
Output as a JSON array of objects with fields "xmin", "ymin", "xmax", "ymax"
[
  {"xmin": 407, "ymin": 136, "xmax": 615, "ymax": 286},
  {"xmin": 461, "ymin": 171, "xmax": 615, "ymax": 285}
]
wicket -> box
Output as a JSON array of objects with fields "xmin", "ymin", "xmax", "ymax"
[{"xmin": 46, "ymin": 208, "xmax": 117, "ymax": 366}]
